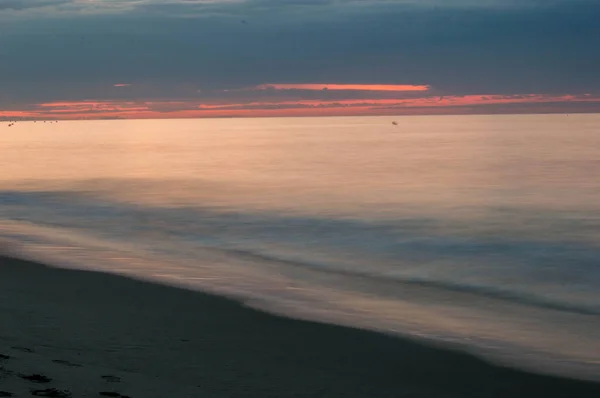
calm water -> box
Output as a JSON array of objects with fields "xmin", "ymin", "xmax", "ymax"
[{"xmin": 1, "ymin": 115, "xmax": 599, "ymax": 380}]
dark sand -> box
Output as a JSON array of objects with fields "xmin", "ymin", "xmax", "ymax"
[{"xmin": 1, "ymin": 255, "xmax": 599, "ymax": 397}]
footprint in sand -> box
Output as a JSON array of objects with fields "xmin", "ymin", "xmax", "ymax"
[
  {"xmin": 101, "ymin": 375, "xmax": 121, "ymax": 383},
  {"xmin": 52, "ymin": 359, "xmax": 82, "ymax": 367},
  {"xmin": 99, "ymin": 392, "xmax": 130, "ymax": 398},
  {"xmin": 31, "ymin": 388, "xmax": 72, "ymax": 397},
  {"xmin": 0, "ymin": 391, "xmax": 14, "ymax": 397},
  {"xmin": 19, "ymin": 374, "xmax": 52, "ymax": 383},
  {"xmin": 10, "ymin": 346, "xmax": 33, "ymax": 353},
  {"xmin": 0, "ymin": 354, "xmax": 10, "ymax": 360}
]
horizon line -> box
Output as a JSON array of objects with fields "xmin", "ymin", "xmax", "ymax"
[{"xmin": 2, "ymin": 109, "xmax": 598, "ymax": 123}]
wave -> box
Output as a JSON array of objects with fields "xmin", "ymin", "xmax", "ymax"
[
  {"xmin": 2, "ymin": 213, "xmax": 599, "ymax": 317},
  {"xmin": 196, "ymin": 245, "xmax": 600, "ymax": 316},
  {"xmin": 1, "ymin": 188, "xmax": 600, "ymax": 316},
  {"xmin": 2, "ymin": 194, "xmax": 600, "ymax": 382}
]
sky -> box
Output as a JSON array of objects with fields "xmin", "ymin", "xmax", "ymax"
[{"xmin": 1, "ymin": 0, "xmax": 599, "ymax": 119}]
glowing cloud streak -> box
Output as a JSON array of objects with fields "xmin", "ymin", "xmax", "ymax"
[{"xmin": 254, "ymin": 84, "xmax": 431, "ymax": 92}]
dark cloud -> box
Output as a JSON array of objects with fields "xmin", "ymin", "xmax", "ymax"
[
  {"xmin": 0, "ymin": 0, "xmax": 72, "ymax": 10},
  {"xmin": 0, "ymin": 0, "xmax": 598, "ymax": 110}
]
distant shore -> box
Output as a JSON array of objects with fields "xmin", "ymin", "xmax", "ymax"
[
  {"xmin": 1, "ymin": 255, "xmax": 599, "ymax": 397},
  {"xmin": 2, "ymin": 110, "xmax": 600, "ymax": 123}
]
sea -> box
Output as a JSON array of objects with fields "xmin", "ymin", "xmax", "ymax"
[{"xmin": 1, "ymin": 114, "xmax": 599, "ymax": 381}]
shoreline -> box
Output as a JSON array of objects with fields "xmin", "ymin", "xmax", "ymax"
[{"xmin": 2, "ymin": 254, "xmax": 600, "ymax": 397}]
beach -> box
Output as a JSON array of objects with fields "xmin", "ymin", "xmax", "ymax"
[
  {"xmin": 1, "ymin": 255, "xmax": 599, "ymax": 398},
  {"xmin": 2, "ymin": 115, "xmax": 600, "ymax": 396}
]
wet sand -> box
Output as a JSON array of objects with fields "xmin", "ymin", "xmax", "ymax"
[{"xmin": 1, "ymin": 255, "xmax": 599, "ymax": 397}]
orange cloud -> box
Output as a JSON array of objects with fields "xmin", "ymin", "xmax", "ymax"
[
  {"xmin": 254, "ymin": 84, "xmax": 431, "ymax": 92},
  {"xmin": 197, "ymin": 94, "xmax": 600, "ymax": 110},
  {"xmin": 37, "ymin": 101, "xmax": 118, "ymax": 108},
  {"xmin": 2, "ymin": 93, "xmax": 599, "ymax": 121},
  {"xmin": 113, "ymin": 83, "xmax": 132, "ymax": 87}
]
